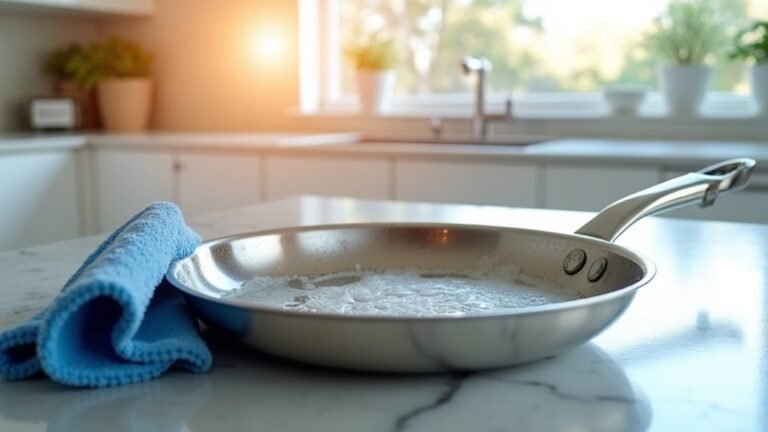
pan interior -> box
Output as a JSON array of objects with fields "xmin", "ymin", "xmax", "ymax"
[{"xmin": 171, "ymin": 225, "xmax": 648, "ymax": 317}]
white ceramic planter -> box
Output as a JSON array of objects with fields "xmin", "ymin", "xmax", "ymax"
[
  {"xmin": 751, "ymin": 63, "xmax": 768, "ymax": 115},
  {"xmin": 97, "ymin": 78, "xmax": 153, "ymax": 132},
  {"xmin": 356, "ymin": 70, "xmax": 395, "ymax": 115},
  {"xmin": 658, "ymin": 65, "xmax": 712, "ymax": 115},
  {"xmin": 602, "ymin": 86, "xmax": 647, "ymax": 116}
]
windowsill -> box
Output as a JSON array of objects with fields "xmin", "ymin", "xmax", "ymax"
[
  {"xmin": 298, "ymin": 93, "xmax": 761, "ymax": 119},
  {"xmin": 290, "ymin": 94, "xmax": 768, "ymax": 142},
  {"xmin": 295, "ymin": 108, "xmax": 768, "ymax": 121}
]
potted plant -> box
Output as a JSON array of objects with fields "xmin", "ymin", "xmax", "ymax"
[
  {"xmin": 730, "ymin": 21, "xmax": 768, "ymax": 115},
  {"xmin": 345, "ymin": 33, "xmax": 398, "ymax": 114},
  {"xmin": 43, "ymin": 43, "xmax": 100, "ymax": 129},
  {"xmin": 69, "ymin": 36, "xmax": 153, "ymax": 132},
  {"xmin": 644, "ymin": 0, "xmax": 726, "ymax": 115}
]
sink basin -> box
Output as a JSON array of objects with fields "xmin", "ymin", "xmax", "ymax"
[{"xmin": 362, "ymin": 135, "xmax": 551, "ymax": 147}]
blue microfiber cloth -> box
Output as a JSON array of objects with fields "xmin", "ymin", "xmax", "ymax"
[{"xmin": 0, "ymin": 202, "xmax": 212, "ymax": 387}]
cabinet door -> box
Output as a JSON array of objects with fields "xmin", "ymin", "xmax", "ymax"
[
  {"xmin": 543, "ymin": 164, "xmax": 660, "ymax": 211},
  {"xmin": 265, "ymin": 155, "xmax": 390, "ymax": 200},
  {"xmin": 92, "ymin": 149, "xmax": 174, "ymax": 233},
  {"xmin": 395, "ymin": 159, "xmax": 538, "ymax": 207},
  {"xmin": 0, "ymin": 151, "xmax": 81, "ymax": 251},
  {"xmin": 660, "ymin": 170, "xmax": 768, "ymax": 224},
  {"xmin": 177, "ymin": 152, "xmax": 262, "ymax": 217}
]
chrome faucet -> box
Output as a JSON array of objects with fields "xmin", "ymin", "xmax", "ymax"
[{"xmin": 460, "ymin": 56, "xmax": 513, "ymax": 140}]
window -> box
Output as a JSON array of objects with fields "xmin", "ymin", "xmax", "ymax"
[{"xmin": 301, "ymin": 0, "xmax": 768, "ymax": 115}]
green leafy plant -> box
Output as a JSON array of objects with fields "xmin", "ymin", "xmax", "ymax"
[
  {"xmin": 345, "ymin": 33, "xmax": 398, "ymax": 70},
  {"xmin": 644, "ymin": 0, "xmax": 727, "ymax": 65},
  {"xmin": 43, "ymin": 43, "xmax": 86, "ymax": 80},
  {"xmin": 729, "ymin": 21, "xmax": 768, "ymax": 64},
  {"xmin": 68, "ymin": 36, "xmax": 152, "ymax": 91}
]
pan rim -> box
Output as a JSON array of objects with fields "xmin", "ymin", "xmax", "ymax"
[{"xmin": 167, "ymin": 222, "xmax": 657, "ymax": 322}]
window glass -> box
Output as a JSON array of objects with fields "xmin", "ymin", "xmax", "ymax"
[{"xmin": 339, "ymin": 0, "xmax": 768, "ymax": 97}]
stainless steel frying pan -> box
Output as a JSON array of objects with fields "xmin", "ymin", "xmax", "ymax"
[{"xmin": 167, "ymin": 159, "xmax": 755, "ymax": 372}]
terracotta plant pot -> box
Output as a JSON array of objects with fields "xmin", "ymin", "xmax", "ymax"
[
  {"xmin": 356, "ymin": 70, "xmax": 395, "ymax": 114},
  {"xmin": 97, "ymin": 78, "xmax": 153, "ymax": 132},
  {"xmin": 658, "ymin": 65, "xmax": 712, "ymax": 115},
  {"xmin": 55, "ymin": 80, "xmax": 100, "ymax": 130},
  {"xmin": 751, "ymin": 63, "xmax": 768, "ymax": 116}
]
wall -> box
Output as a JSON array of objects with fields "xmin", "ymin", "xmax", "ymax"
[
  {"xmin": 101, "ymin": 0, "xmax": 300, "ymax": 131},
  {"xmin": 0, "ymin": 10, "xmax": 99, "ymax": 131}
]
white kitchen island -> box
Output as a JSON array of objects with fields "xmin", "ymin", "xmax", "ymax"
[{"xmin": 0, "ymin": 196, "xmax": 766, "ymax": 432}]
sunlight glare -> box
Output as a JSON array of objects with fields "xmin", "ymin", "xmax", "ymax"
[{"xmin": 249, "ymin": 27, "xmax": 286, "ymax": 64}]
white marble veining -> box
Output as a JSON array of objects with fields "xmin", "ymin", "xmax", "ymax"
[{"xmin": 0, "ymin": 196, "xmax": 767, "ymax": 431}]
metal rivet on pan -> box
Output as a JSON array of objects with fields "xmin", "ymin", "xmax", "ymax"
[
  {"xmin": 563, "ymin": 249, "xmax": 587, "ymax": 275},
  {"xmin": 587, "ymin": 257, "xmax": 608, "ymax": 282}
]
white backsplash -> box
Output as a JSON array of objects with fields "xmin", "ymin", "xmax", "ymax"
[{"xmin": 0, "ymin": 10, "xmax": 98, "ymax": 131}]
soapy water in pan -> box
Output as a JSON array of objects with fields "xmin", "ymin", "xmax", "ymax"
[{"xmin": 222, "ymin": 259, "xmax": 581, "ymax": 317}]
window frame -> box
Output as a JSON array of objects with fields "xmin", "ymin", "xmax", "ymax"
[{"xmin": 299, "ymin": 0, "xmax": 759, "ymax": 119}]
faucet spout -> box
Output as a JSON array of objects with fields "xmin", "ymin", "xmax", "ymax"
[{"xmin": 460, "ymin": 56, "xmax": 513, "ymax": 141}]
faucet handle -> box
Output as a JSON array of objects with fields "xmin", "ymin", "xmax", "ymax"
[{"xmin": 428, "ymin": 117, "xmax": 443, "ymax": 139}]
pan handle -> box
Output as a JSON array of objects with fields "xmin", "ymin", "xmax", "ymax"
[{"xmin": 575, "ymin": 158, "xmax": 756, "ymax": 242}]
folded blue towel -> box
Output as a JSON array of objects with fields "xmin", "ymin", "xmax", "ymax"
[{"xmin": 0, "ymin": 202, "xmax": 212, "ymax": 387}]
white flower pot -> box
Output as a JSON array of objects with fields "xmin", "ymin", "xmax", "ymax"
[
  {"xmin": 356, "ymin": 70, "xmax": 395, "ymax": 115},
  {"xmin": 602, "ymin": 86, "xmax": 647, "ymax": 116},
  {"xmin": 658, "ymin": 66, "xmax": 712, "ymax": 115},
  {"xmin": 97, "ymin": 78, "xmax": 153, "ymax": 132},
  {"xmin": 751, "ymin": 64, "xmax": 768, "ymax": 116}
]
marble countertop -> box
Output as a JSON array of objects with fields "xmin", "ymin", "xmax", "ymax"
[
  {"xmin": 0, "ymin": 196, "xmax": 766, "ymax": 431},
  {"xmin": 87, "ymin": 131, "xmax": 362, "ymax": 150},
  {"xmin": 325, "ymin": 138, "xmax": 768, "ymax": 166},
  {"xmin": 1, "ymin": 132, "xmax": 767, "ymax": 167},
  {"xmin": 0, "ymin": 132, "xmax": 361, "ymax": 154},
  {"xmin": 0, "ymin": 134, "xmax": 86, "ymax": 153}
]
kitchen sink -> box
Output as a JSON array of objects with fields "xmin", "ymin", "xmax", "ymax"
[{"xmin": 362, "ymin": 135, "xmax": 552, "ymax": 147}]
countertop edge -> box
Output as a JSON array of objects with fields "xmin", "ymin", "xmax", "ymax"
[{"xmin": 1, "ymin": 133, "xmax": 767, "ymax": 167}]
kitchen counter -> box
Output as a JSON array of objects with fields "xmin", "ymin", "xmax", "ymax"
[
  {"xmin": 1, "ymin": 132, "xmax": 768, "ymax": 167},
  {"xmin": 0, "ymin": 196, "xmax": 765, "ymax": 431},
  {"xmin": 319, "ymin": 138, "xmax": 768, "ymax": 166},
  {"xmin": 88, "ymin": 131, "xmax": 361, "ymax": 150},
  {"xmin": 0, "ymin": 132, "xmax": 361, "ymax": 154},
  {"xmin": 0, "ymin": 134, "xmax": 86, "ymax": 153}
]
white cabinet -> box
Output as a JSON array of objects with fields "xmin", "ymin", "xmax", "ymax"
[
  {"xmin": 91, "ymin": 149, "xmax": 265, "ymax": 233},
  {"xmin": 265, "ymin": 155, "xmax": 390, "ymax": 200},
  {"xmin": 660, "ymin": 169, "xmax": 768, "ymax": 224},
  {"xmin": 177, "ymin": 152, "xmax": 262, "ymax": 217},
  {"xmin": 395, "ymin": 159, "xmax": 538, "ymax": 207},
  {"xmin": 0, "ymin": 150, "xmax": 81, "ymax": 251},
  {"xmin": 76, "ymin": 145, "xmax": 768, "ymax": 244},
  {"xmin": 0, "ymin": 0, "xmax": 153, "ymax": 15},
  {"xmin": 543, "ymin": 164, "xmax": 661, "ymax": 211},
  {"xmin": 92, "ymin": 149, "xmax": 174, "ymax": 233}
]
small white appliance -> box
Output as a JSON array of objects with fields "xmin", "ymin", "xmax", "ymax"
[{"xmin": 28, "ymin": 98, "xmax": 78, "ymax": 130}]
